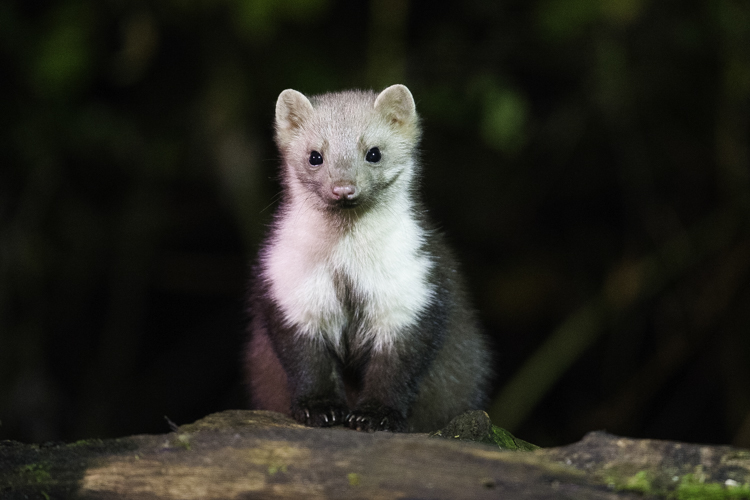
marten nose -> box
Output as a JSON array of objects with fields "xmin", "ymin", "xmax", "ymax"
[{"xmin": 331, "ymin": 184, "xmax": 357, "ymax": 201}]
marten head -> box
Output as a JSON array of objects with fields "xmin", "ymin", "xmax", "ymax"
[{"xmin": 274, "ymin": 85, "xmax": 421, "ymax": 215}]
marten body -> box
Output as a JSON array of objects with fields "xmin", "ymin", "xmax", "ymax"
[{"xmin": 245, "ymin": 85, "xmax": 491, "ymax": 432}]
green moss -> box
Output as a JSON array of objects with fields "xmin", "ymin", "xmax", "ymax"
[
  {"xmin": 267, "ymin": 464, "xmax": 287, "ymax": 475},
  {"xmin": 12, "ymin": 462, "xmax": 54, "ymax": 499},
  {"xmin": 676, "ymin": 474, "xmax": 750, "ymax": 500},
  {"xmin": 725, "ymin": 451, "xmax": 750, "ymax": 460},
  {"xmin": 347, "ymin": 472, "xmax": 360, "ymax": 486},
  {"xmin": 19, "ymin": 463, "xmax": 52, "ymax": 484},
  {"xmin": 490, "ymin": 425, "xmax": 539, "ymax": 451},
  {"xmin": 604, "ymin": 468, "xmax": 657, "ymax": 495},
  {"xmin": 606, "ymin": 469, "xmax": 750, "ymax": 499},
  {"xmin": 624, "ymin": 470, "xmax": 653, "ymax": 493},
  {"xmin": 173, "ymin": 433, "xmax": 191, "ymax": 450}
]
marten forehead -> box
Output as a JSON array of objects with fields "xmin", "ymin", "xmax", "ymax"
[
  {"xmin": 310, "ymin": 90, "xmax": 377, "ymax": 111},
  {"xmin": 308, "ymin": 91, "xmax": 386, "ymax": 144}
]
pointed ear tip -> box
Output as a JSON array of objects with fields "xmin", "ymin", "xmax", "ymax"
[
  {"xmin": 384, "ymin": 83, "xmax": 408, "ymax": 90},
  {"xmin": 277, "ymin": 88, "xmax": 300, "ymax": 103},
  {"xmin": 383, "ymin": 84, "xmax": 412, "ymax": 97},
  {"xmin": 276, "ymin": 89, "xmax": 313, "ymax": 122},
  {"xmin": 376, "ymin": 84, "xmax": 416, "ymax": 109}
]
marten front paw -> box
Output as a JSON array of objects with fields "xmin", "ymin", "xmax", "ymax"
[
  {"xmin": 291, "ymin": 399, "xmax": 347, "ymax": 427},
  {"xmin": 345, "ymin": 405, "xmax": 407, "ymax": 432}
]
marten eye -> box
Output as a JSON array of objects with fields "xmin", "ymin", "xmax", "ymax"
[
  {"xmin": 365, "ymin": 147, "xmax": 381, "ymax": 163},
  {"xmin": 309, "ymin": 151, "xmax": 323, "ymax": 166}
]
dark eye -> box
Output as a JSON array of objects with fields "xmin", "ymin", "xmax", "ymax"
[
  {"xmin": 309, "ymin": 151, "xmax": 323, "ymax": 166},
  {"xmin": 366, "ymin": 147, "xmax": 381, "ymax": 163}
]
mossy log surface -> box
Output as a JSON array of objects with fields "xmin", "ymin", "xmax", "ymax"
[{"xmin": 1, "ymin": 410, "xmax": 749, "ymax": 499}]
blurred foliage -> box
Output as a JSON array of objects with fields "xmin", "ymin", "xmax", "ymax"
[{"xmin": 1, "ymin": 0, "xmax": 749, "ymax": 449}]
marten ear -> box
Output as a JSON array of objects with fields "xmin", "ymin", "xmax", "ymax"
[
  {"xmin": 374, "ymin": 84, "xmax": 417, "ymax": 131},
  {"xmin": 275, "ymin": 89, "xmax": 314, "ymax": 146}
]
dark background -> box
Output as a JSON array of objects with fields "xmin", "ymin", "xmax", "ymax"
[{"xmin": 1, "ymin": 0, "xmax": 749, "ymax": 449}]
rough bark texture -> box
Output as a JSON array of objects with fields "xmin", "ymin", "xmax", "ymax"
[{"xmin": 1, "ymin": 410, "xmax": 749, "ymax": 499}]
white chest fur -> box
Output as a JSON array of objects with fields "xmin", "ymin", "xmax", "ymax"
[{"xmin": 263, "ymin": 204, "xmax": 435, "ymax": 353}]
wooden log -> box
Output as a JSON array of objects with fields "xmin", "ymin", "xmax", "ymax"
[{"xmin": 1, "ymin": 410, "xmax": 748, "ymax": 499}]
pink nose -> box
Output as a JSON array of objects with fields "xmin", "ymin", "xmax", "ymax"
[{"xmin": 332, "ymin": 185, "xmax": 357, "ymax": 201}]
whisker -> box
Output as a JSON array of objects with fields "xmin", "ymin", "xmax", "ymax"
[{"xmin": 260, "ymin": 191, "xmax": 284, "ymax": 214}]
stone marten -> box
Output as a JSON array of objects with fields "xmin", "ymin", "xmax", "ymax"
[{"xmin": 245, "ymin": 84, "xmax": 491, "ymax": 432}]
